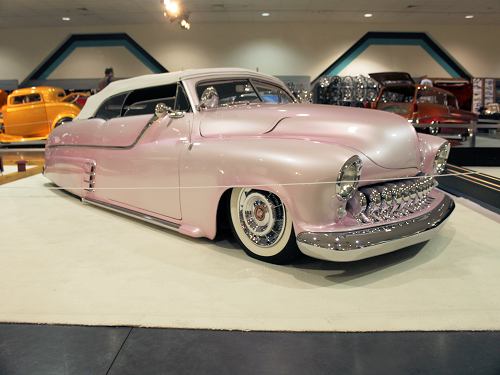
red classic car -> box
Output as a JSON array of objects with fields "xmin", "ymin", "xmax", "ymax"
[{"xmin": 368, "ymin": 72, "xmax": 478, "ymax": 140}]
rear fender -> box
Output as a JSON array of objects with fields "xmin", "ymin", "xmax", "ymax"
[{"xmin": 51, "ymin": 113, "xmax": 75, "ymax": 130}]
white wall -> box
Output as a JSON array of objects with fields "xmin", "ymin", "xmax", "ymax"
[{"xmin": 1, "ymin": 21, "xmax": 499, "ymax": 84}]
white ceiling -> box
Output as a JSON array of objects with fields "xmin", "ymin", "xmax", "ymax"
[{"xmin": 1, "ymin": 0, "xmax": 499, "ymax": 28}]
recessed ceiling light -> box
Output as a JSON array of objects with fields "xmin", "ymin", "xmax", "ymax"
[
  {"xmin": 262, "ymin": 13, "xmax": 270, "ymax": 16},
  {"xmin": 62, "ymin": 17, "xmax": 70, "ymax": 21},
  {"xmin": 364, "ymin": 14, "xmax": 372, "ymax": 17},
  {"xmin": 465, "ymin": 15, "xmax": 474, "ymax": 18}
]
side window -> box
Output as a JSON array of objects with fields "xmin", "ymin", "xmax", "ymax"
[
  {"xmin": 124, "ymin": 97, "xmax": 175, "ymax": 117},
  {"xmin": 94, "ymin": 93, "xmax": 128, "ymax": 120},
  {"xmin": 174, "ymin": 84, "xmax": 190, "ymax": 112},
  {"xmin": 12, "ymin": 94, "xmax": 42, "ymax": 105},
  {"xmin": 253, "ymin": 81, "xmax": 294, "ymax": 103},
  {"xmin": 122, "ymin": 84, "xmax": 178, "ymax": 117},
  {"xmin": 197, "ymin": 80, "xmax": 260, "ymax": 106},
  {"xmin": 447, "ymin": 95, "xmax": 458, "ymax": 108}
]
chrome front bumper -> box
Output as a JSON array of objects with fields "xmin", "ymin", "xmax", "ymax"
[{"xmin": 296, "ymin": 192, "xmax": 454, "ymax": 262}]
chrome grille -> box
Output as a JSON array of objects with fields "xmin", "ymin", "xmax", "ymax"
[{"xmin": 346, "ymin": 176, "xmax": 438, "ymax": 224}]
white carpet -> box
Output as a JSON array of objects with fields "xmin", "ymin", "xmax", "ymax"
[{"xmin": 1, "ymin": 174, "xmax": 500, "ymax": 332}]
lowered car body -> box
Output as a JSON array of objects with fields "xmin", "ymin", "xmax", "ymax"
[{"xmin": 44, "ymin": 68, "xmax": 454, "ymax": 264}]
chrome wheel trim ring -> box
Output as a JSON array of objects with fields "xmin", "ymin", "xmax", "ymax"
[{"xmin": 237, "ymin": 189, "xmax": 286, "ymax": 247}]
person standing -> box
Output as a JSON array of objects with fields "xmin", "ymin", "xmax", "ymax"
[{"xmin": 98, "ymin": 67, "xmax": 115, "ymax": 91}]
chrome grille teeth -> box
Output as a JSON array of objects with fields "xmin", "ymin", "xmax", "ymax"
[
  {"xmin": 360, "ymin": 187, "xmax": 382, "ymax": 222},
  {"xmin": 347, "ymin": 177, "xmax": 437, "ymax": 224}
]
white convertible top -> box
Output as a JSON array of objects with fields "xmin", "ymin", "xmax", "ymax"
[{"xmin": 76, "ymin": 68, "xmax": 283, "ymax": 120}]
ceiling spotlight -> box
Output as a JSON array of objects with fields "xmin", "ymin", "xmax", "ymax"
[
  {"xmin": 262, "ymin": 13, "xmax": 270, "ymax": 16},
  {"xmin": 167, "ymin": 2, "xmax": 178, "ymax": 13},
  {"xmin": 465, "ymin": 15, "xmax": 474, "ymax": 18},
  {"xmin": 364, "ymin": 14, "xmax": 372, "ymax": 17}
]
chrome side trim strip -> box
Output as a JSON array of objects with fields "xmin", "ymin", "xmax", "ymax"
[
  {"xmin": 297, "ymin": 194, "xmax": 454, "ymax": 256},
  {"xmin": 47, "ymin": 115, "xmax": 159, "ymax": 150},
  {"xmin": 82, "ymin": 197, "xmax": 181, "ymax": 232}
]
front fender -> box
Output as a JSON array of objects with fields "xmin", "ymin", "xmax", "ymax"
[{"xmin": 179, "ymin": 137, "xmax": 361, "ymax": 238}]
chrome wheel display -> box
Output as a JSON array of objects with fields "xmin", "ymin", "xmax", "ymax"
[{"xmin": 229, "ymin": 188, "xmax": 299, "ymax": 264}]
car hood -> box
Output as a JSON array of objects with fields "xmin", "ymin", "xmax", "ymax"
[{"xmin": 199, "ymin": 103, "xmax": 422, "ymax": 170}]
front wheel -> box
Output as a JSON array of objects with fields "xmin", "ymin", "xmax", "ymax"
[{"xmin": 229, "ymin": 188, "xmax": 300, "ymax": 264}]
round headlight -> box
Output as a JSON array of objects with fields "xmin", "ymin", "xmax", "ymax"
[
  {"xmin": 434, "ymin": 142, "xmax": 450, "ymax": 174},
  {"xmin": 336, "ymin": 156, "xmax": 362, "ymax": 201}
]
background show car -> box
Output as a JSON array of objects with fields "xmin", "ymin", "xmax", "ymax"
[
  {"xmin": 368, "ymin": 72, "xmax": 478, "ymax": 140},
  {"xmin": 0, "ymin": 86, "xmax": 87, "ymax": 144},
  {"xmin": 44, "ymin": 68, "xmax": 454, "ymax": 264}
]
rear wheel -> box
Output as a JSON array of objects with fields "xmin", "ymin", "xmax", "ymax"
[{"xmin": 229, "ymin": 188, "xmax": 300, "ymax": 264}]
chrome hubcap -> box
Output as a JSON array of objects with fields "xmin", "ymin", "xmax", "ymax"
[{"xmin": 237, "ymin": 189, "xmax": 286, "ymax": 247}]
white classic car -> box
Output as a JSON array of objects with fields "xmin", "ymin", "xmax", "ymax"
[{"xmin": 44, "ymin": 68, "xmax": 454, "ymax": 264}]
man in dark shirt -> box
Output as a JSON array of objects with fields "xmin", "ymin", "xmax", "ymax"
[{"xmin": 98, "ymin": 67, "xmax": 115, "ymax": 91}]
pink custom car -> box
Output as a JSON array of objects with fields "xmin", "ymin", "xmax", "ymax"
[{"xmin": 44, "ymin": 68, "xmax": 454, "ymax": 264}]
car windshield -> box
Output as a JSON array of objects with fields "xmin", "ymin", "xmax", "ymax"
[
  {"xmin": 196, "ymin": 79, "xmax": 293, "ymax": 106},
  {"xmin": 375, "ymin": 86, "xmax": 415, "ymax": 116},
  {"xmin": 417, "ymin": 88, "xmax": 446, "ymax": 105}
]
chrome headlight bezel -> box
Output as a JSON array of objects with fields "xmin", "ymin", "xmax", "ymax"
[
  {"xmin": 336, "ymin": 155, "xmax": 362, "ymax": 201},
  {"xmin": 434, "ymin": 142, "xmax": 450, "ymax": 174}
]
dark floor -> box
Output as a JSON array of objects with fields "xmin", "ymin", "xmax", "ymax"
[
  {"xmin": 2, "ymin": 148, "xmax": 500, "ymax": 374},
  {"xmin": 1, "ymin": 324, "xmax": 499, "ymax": 375}
]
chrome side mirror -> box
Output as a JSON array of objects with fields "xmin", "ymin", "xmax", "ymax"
[
  {"xmin": 155, "ymin": 103, "xmax": 169, "ymax": 118},
  {"xmin": 198, "ymin": 86, "xmax": 219, "ymax": 110}
]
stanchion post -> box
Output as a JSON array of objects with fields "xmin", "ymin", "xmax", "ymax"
[
  {"xmin": 16, "ymin": 160, "xmax": 27, "ymax": 172},
  {"xmin": 469, "ymin": 120, "xmax": 477, "ymax": 148}
]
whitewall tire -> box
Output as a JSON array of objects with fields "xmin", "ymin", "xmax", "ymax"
[{"xmin": 229, "ymin": 188, "xmax": 300, "ymax": 264}]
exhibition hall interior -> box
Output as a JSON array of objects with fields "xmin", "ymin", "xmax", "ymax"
[{"xmin": 1, "ymin": 0, "xmax": 500, "ymax": 373}]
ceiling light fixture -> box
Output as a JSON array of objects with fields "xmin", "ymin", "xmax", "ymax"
[
  {"xmin": 62, "ymin": 17, "xmax": 70, "ymax": 21},
  {"xmin": 465, "ymin": 15, "xmax": 474, "ymax": 18},
  {"xmin": 364, "ymin": 14, "xmax": 372, "ymax": 17},
  {"xmin": 161, "ymin": 0, "xmax": 190, "ymax": 30},
  {"xmin": 262, "ymin": 13, "xmax": 270, "ymax": 16}
]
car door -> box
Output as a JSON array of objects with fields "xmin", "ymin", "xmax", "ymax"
[
  {"xmin": 4, "ymin": 93, "xmax": 48, "ymax": 136},
  {"xmin": 95, "ymin": 84, "xmax": 191, "ymax": 220}
]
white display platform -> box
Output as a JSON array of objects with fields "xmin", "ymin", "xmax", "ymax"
[
  {"xmin": 1, "ymin": 174, "xmax": 500, "ymax": 332},
  {"xmin": 1, "ymin": 165, "xmax": 36, "ymax": 175},
  {"xmin": 469, "ymin": 166, "xmax": 500, "ymax": 179}
]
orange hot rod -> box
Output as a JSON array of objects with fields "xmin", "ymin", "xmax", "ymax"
[{"xmin": 0, "ymin": 87, "xmax": 88, "ymax": 144}]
